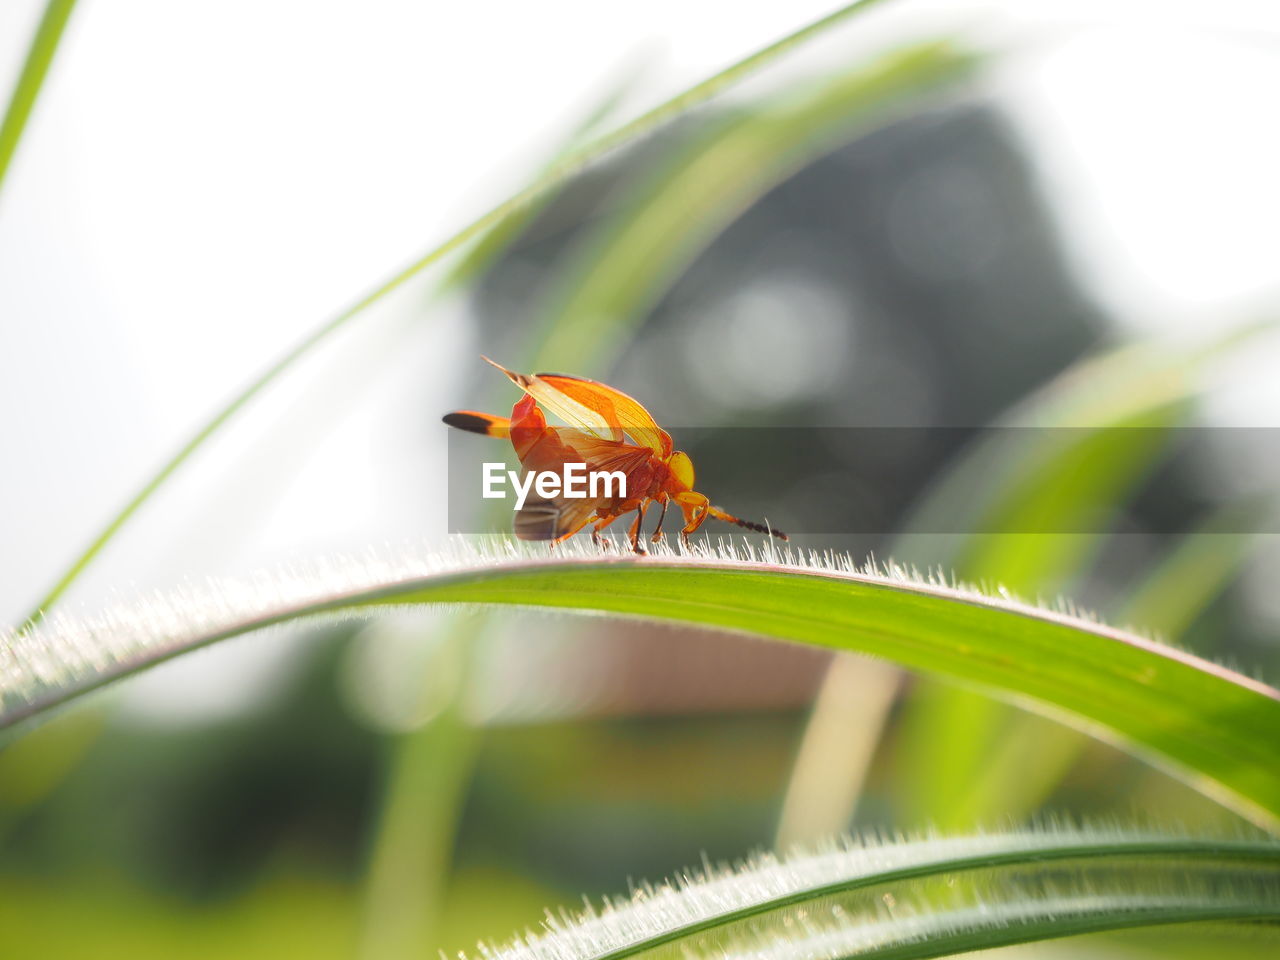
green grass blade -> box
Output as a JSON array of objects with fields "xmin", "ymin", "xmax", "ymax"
[
  {"xmin": 463, "ymin": 828, "xmax": 1278, "ymax": 960},
  {"xmin": 889, "ymin": 404, "xmax": 1180, "ymax": 829},
  {"xmin": 1120, "ymin": 502, "xmax": 1268, "ymax": 638},
  {"xmin": 5, "ymin": 541, "xmax": 1279, "ymax": 828},
  {"xmin": 783, "ymin": 328, "xmax": 1268, "ymax": 841},
  {"xmin": 19, "ymin": 0, "xmax": 891, "ymax": 627},
  {"xmin": 357, "ymin": 619, "xmax": 479, "ymax": 960},
  {"xmin": 888, "ymin": 433, "xmax": 1175, "ymax": 826},
  {"xmin": 439, "ymin": 59, "xmax": 644, "ymax": 292},
  {"xmin": 895, "ymin": 334, "xmax": 1247, "ymax": 580},
  {"xmin": 526, "ymin": 39, "xmax": 975, "ymax": 372},
  {"xmin": 943, "ymin": 502, "xmax": 1271, "ymax": 827},
  {"xmin": 0, "ymin": 0, "xmax": 78, "ymax": 201},
  {"xmin": 890, "ymin": 329, "xmax": 1276, "ymax": 830}
]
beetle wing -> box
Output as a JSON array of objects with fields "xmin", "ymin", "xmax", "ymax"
[
  {"xmin": 553, "ymin": 433, "xmax": 656, "ymax": 478},
  {"xmin": 533, "ymin": 374, "xmax": 673, "ymax": 458},
  {"xmin": 514, "ymin": 437, "xmax": 654, "ymax": 542},
  {"xmin": 483, "ymin": 357, "xmax": 672, "ymax": 457},
  {"xmin": 514, "ymin": 491, "xmax": 604, "ymax": 542}
]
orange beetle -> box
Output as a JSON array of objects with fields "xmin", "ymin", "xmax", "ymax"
[{"xmin": 444, "ymin": 357, "xmax": 788, "ymax": 553}]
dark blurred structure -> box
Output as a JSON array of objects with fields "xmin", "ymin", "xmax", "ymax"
[{"xmin": 470, "ymin": 102, "xmax": 1106, "ymax": 551}]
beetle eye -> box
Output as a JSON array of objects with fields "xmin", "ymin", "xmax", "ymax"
[{"xmin": 668, "ymin": 450, "xmax": 695, "ymax": 489}]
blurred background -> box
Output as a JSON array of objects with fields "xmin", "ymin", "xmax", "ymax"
[{"xmin": 3, "ymin": 2, "xmax": 1280, "ymax": 958}]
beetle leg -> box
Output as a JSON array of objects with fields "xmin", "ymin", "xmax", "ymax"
[
  {"xmin": 674, "ymin": 491, "xmax": 711, "ymax": 547},
  {"xmin": 591, "ymin": 514, "xmax": 620, "ymax": 551},
  {"xmin": 649, "ymin": 499, "xmax": 669, "ymax": 544},
  {"xmin": 628, "ymin": 502, "xmax": 648, "ymax": 554},
  {"xmin": 548, "ymin": 513, "xmax": 597, "ymax": 549}
]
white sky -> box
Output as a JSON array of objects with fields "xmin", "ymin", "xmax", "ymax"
[{"xmin": 2, "ymin": 1, "xmax": 1280, "ymax": 716}]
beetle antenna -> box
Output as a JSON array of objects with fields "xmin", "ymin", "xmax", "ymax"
[
  {"xmin": 708, "ymin": 506, "xmax": 788, "ymax": 541},
  {"xmin": 734, "ymin": 517, "xmax": 789, "ymax": 541}
]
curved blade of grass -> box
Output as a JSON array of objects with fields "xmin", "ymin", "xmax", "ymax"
[
  {"xmin": 0, "ymin": 0, "xmax": 78, "ymax": 201},
  {"xmin": 889, "ymin": 415, "xmax": 1174, "ymax": 829},
  {"xmin": 0, "ymin": 704, "xmax": 102, "ymax": 837},
  {"xmin": 526, "ymin": 40, "xmax": 974, "ymax": 372},
  {"xmin": 715, "ymin": 873, "xmax": 1279, "ymax": 960},
  {"xmin": 1120, "ymin": 501, "xmax": 1269, "ymax": 638},
  {"xmin": 780, "ymin": 324, "xmax": 1273, "ymax": 843},
  {"xmin": 4, "ymin": 539, "xmax": 1279, "ymax": 828},
  {"xmin": 894, "ymin": 329, "xmax": 1268, "ymax": 579},
  {"xmin": 466, "ymin": 827, "xmax": 1279, "ymax": 960},
  {"xmin": 890, "ymin": 328, "xmax": 1275, "ymax": 830},
  {"xmin": 945, "ymin": 501, "xmax": 1271, "ymax": 828},
  {"xmin": 440, "ymin": 58, "xmax": 646, "ymax": 292},
  {"xmin": 19, "ymin": 0, "xmax": 891, "ymax": 627}
]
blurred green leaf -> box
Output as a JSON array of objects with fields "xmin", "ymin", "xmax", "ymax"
[
  {"xmin": 782, "ymin": 327, "xmax": 1271, "ymax": 840},
  {"xmin": 0, "ymin": 871, "xmax": 359, "ymax": 960},
  {"xmin": 356, "ymin": 619, "xmax": 480, "ymax": 960},
  {"xmin": 896, "ymin": 333, "xmax": 1244, "ymax": 582},
  {"xmin": 441, "ymin": 61, "xmax": 645, "ymax": 292},
  {"xmin": 891, "ymin": 328, "xmax": 1273, "ymax": 831},
  {"xmin": 1120, "ymin": 503, "xmax": 1267, "ymax": 639},
  {"xmin": 527, "ymin": 40, "xmax": 975, "ymax": 372},
  {"xmin": 0, "ymin": 860, "xmax": 559, "ymax": 960},
  {"xmin": 0, "ymin": 0, "xmax": 78, "ymax": 200},
  {"xmin": 0, "ymin": 706, "xmax": 101, "ymax": 815},
  {"xmin": 944, "ymin": 502, "xmax": 1270, "ymax": 828}
]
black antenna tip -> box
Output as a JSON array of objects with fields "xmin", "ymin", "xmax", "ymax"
[{"xmin": 734, "ymin": 517, "xmax": 788, "ymax": 541}]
